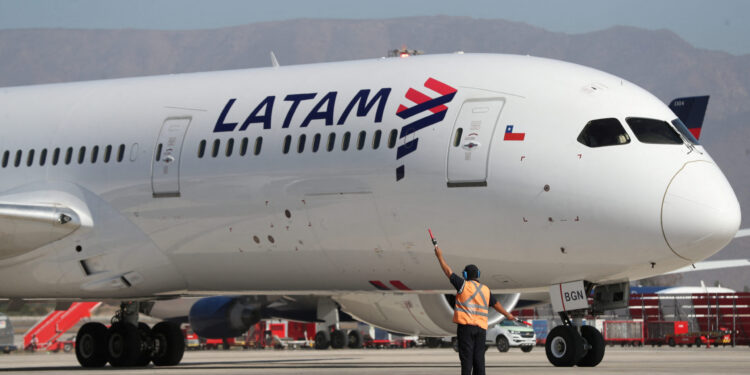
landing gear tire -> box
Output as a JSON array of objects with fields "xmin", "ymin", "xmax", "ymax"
[
  {"xmin": 578, "ymin": 326, "xmax": 605, "ymax": 367},
  {"xmin": 151, "ymin": 321, "xmax": 184, "ymax": 366},
  {"xmin": 496, "ymin": 336, "xmax": 510, "ymax": 352},
  {"xmin": 108, "ymin": 323, "xmax": 142, "ymax": 367},
  {"xmin": 134, "ymin": 323, "xmax": 152, "ymax": 367},
  {"xmin": 314, "ymin": 331, "xmax": 330, "ymax": 350},
  {"xmin": 330, "ymin": 330, "xmax": 348, "ymax": 349},
  {"xmin": 521, "ymin": 345, "xmax": 533, "ymax": 353},
  {"xmin": 545, "ymin": 326, "xmax": 584, "ymax": 367},
  {"xmin": 347, "ymin": 330, "xmax": 363, "ymax": 349},
  {"xmin": 75, "ymin": 322, "xmax": 109, "ymax": 368},
  {"xmin": 425, "ymin": 337, "xmax": 442, "ymax": 348}
]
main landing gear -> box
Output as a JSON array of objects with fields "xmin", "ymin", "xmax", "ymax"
[
  {"xmin": 75, "ymin": 302, "xmax": 185, "ymax": 368},
  {"xmin": 545, "ymin": 312, "xmax": 605, "ymax": 367}
]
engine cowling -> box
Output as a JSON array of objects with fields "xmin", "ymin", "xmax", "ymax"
[
  {"xmin": 188, "ymin": 296, "xmax": 261, "ymax": 338},
  {"xmin": 333, "ymin": 292, "xmax": 520, "ymax": 337}
]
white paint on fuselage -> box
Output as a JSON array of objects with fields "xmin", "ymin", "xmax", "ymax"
[{"xmin": 0, "ymin": 54, "xmax": 739, "ymax": 299}]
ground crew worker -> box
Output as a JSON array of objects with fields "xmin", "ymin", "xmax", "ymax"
[{"xmin": 434, "ymin": 244, "xmax": 515, "ymax": 375}]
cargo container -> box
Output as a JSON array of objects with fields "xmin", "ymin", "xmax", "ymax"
[
  {"xmin": 603, "ymin": 320, "xmax": 644, "ymax": 346},
  {"xmin": 531, "ymin": 320, "xmax": 548, "ymax": 345}
]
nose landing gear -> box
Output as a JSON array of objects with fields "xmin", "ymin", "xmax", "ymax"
[
  {"xmin": 544, "ymin": 312, "xmax": 605, "ymax": 367},
  {"xmin": 545, "ymin": 280, "xmax": 626, "ymax": 367},
  {"xmin": 74, "ymin": 302, "xmax": 184, "ymax": 368}
]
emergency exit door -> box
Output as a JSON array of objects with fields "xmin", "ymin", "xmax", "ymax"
[
  {"xmin": 447, "ymin": 99, "xmax": 505, "ymax": 187},
  {"xmin": 152, "ymin": 117, "xmax": 191, "ymax": 197}
]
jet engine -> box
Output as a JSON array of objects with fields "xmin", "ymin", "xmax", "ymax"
[
  {"xmin": 333, "ymin": 292, "xmax": 521, "ymax": 337},
  {"xmin": 188, "ymin": 296, "xmax": 261, "ymax": 338}
]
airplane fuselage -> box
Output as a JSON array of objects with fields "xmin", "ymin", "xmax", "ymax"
[{"xmin": 0, "ymin": 54, "xmax": 740, "ymax": 299}]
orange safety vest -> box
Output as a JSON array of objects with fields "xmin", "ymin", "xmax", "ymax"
[{"xmin": 453, "ymin": 280, "xmax": 491, "ymax": 329}]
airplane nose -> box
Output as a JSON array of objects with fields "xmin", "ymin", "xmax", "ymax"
[{"xmin": 661, "ymin": 161, "xmax": 741, "ymax": 261}]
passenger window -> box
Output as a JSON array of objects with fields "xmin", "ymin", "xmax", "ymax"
[
  {"xmin": 52, "ymin": 148, "xmax": 60, "ymax": 166},
  {"xmin": 65, "ymin": 147, "xmax": 73, "ymax": 165},
  {"xmin": 104, "ymin": 145, "xmax": 112, "ymax": 163},
  {"xmin": 372, "ymin": 130, "xmax": 382, "ymax": 149},
  {"xmin": 626, "ymin": 118, "xmax": 682, "ymax": 145},
  {"xmin": 577, "ymin": 118, "xmax": 630, "ymax": 148},
  {"xmin": 312, "ymin": 133, "xmax": 321, "ymax": 152},
  {"xmin": 357, "ymin": 131, "xmax": 366, "ymax": 150},
  {"xmin": 78, "ymin": 147, "xmax": 86, "ymax": 164},
  {"xmin": 672, "ymin": 118, "xmax": 700, "ymax": 145},
  {"xmin": 342, "ymin": 132, "xmax": 351, "ymax": 151},
  {"xmin": 39, "ymin": 149, "xmax": 47, "ymax": 166},
  {"xmin": 453, "ymin": 128, "xmax": 463, "ymax": 147},
  {"xmin": 298, "ymin": 134, "xmax": 306, "ymax": 153},
  {"xmin": 226, "ymin": 138, "xmax": 234, "ymax": 157},
  {"xmin": 117, "ymin": 145, "xmax": 125, "ymax": 162},
  {"xmin": 327, "ymin": 133, "xmax": 336, "ymax": 152},
  {"xmin": 197, "ymin": 140, "xmax": 206, "ymax": 158},
  {"xmin": 254, "ymin": 137, "xmax": 263, "ymax": 155},
  {"xmin": 91, "ymin": 146, "xmax": 99, "ymax": 163},
  {"xmin": 283, "ymin": 135, "xmax": 291, "ymax": 154},
  {"xmin": 240, "ymin": 137, "xmax": 249, "ymax": 156},
  {"xmin": 14, "ymin": 150, "xmax": 21, "ymax": 167},
  {"xmin": 388, "ymin": 129, "xmax": 398, "ymax": 148},
  {"xmin": 26, "ymin": 149, "xmax": 35, "ymax": 167},
  {"xmin": 211, "ymin": 139, "xmax": 220, "ymax": 158},
  {"xmin": 2, "ymin": 151, "xmax": 8, "ymax": 167},
  {"xmin": 155, "ymin": 144, "xmax": 163, "ymax": 161}
]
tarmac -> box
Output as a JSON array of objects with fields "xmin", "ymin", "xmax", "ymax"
[{"xmin": 1, "ymin": 346, "xmax": 749, "ymax": 374}]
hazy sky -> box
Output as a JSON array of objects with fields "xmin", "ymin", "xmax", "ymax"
[{"xmin": 1, "ymin": 0, "xmax": 748, "ymax": 55}]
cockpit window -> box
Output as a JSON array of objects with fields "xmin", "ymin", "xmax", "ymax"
[
  {"xmin": 577, "ymin": 118, "xmax": 631, "ymax": 148},
  {"xmin": 625, "ymin": 118, "xmax": 683, "ymax": 145},
  {"xmin": 671, "ymin": 118, "xmax": 700, "ymax": 145}
]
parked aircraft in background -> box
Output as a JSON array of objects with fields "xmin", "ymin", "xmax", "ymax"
[{"xmin": 0, "ymin": 53, "xmax": 742, "ymax": 368}]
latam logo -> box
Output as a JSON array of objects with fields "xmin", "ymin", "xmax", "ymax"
[
  {"xmin": 395, "ymin": 78, "xmax": 457, "ymax": 181},
  {"xmin": 212, "ymin": 78, "xmax": 458, "ymax": 182}
]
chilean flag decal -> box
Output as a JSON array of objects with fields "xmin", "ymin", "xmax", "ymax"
[{"xmin": 503, "ymin": 125, "xmax": 525, "ymax": 141}]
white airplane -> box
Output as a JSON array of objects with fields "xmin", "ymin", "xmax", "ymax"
[{"xmin": 0, "ymin": 53, "xmax": 743, "ymax": 368}]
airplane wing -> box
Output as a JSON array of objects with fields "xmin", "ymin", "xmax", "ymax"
[
  {"xmin": 0, "ymin": 203, "xmax": 81, "ymax": 260},
  {"xmin": 664, "ymin": 259, "xmax": 750, "ymax": 274},
  {"xmin": 736, "ymin": 228, "xmax": 750, "ymax": 238}
]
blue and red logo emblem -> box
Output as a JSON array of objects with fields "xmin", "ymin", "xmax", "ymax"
[{"xmin": 395, "ymin": 78, "xmax": 457, "ymax": 181}]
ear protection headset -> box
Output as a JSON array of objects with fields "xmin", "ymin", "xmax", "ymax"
[{"xmin": 462, "ymin": 268, "xmax": 480, "ymax": 280}]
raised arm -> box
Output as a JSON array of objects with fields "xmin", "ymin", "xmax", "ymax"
[{"xmin": 434, "ymin": 245, "xmax": 452, "ymax": 278}]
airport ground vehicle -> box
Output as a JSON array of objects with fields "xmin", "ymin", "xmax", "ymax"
[
  {"xmin": 0, "ymin": 314, "xmax": 17, "ymax": 354},
  {"xmin": 46, "ymin": 335, "xmax": 75, "ymax": 352},
  {"xmin": 487, "ymin": 319, "xmax": 536, "ymax": 352},
  {"xmin": 183, "ymin": 328, "xmax": 201, "ymax": 350}
]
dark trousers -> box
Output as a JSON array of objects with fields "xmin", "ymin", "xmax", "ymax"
[{"xmin": 457, "ymin": 324, "xmax": 486, "ymax": 375}]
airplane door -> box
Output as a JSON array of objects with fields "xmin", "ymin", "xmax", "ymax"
[
  {"xmin": 152, "ymin": 117, "xmax": 191, "ymax": 197},
  {"xmin": 447, "ymin": 99, "xmax": 504, "ymax": 187}
]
